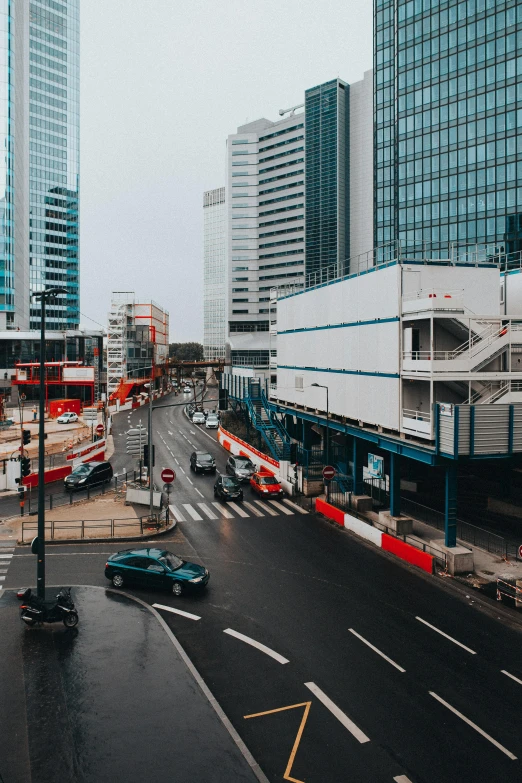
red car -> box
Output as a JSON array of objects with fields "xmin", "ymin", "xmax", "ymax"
[{"xmin": 250, "ymin": 472, "xmax": 284, "ymax": 498}]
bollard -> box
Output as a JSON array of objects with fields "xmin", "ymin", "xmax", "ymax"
[{"xmin": 49, "ymin": 494, "xmax": 53, "ymax": 510}]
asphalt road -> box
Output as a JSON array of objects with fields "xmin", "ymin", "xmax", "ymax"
[{"xmin": 5, "ymin": 394, "xmax": 522, "ymax": 783}]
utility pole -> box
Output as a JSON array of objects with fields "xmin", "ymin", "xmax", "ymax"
[{"xmin": 148, "ymin": 384, "xmax": 153, "ymax": 519}]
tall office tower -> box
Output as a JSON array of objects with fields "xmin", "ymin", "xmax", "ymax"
[
  {"xmin": 226, "ymin": 111, "xmax": 305, "ymax": 377},
  {"xmin": 374, "ymin": 0, "xmax": 522, "ymax": 257},
  {"xmin": 305, "ymin": 79, "xmax": 349, "ymax": 278},
  {"xmin": 305, "ymin": 73, "xmax": 374, "ymax": 279},
  {"xmin": 0, "ymin": 0, "xmax": 79, "ymax": 332},
  {"xmin": 203, "ymin": 187, "xmax": 226, "ymax": 361}
]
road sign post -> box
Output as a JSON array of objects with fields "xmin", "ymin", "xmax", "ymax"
[
  {"xmin": 95, "ymin": 423, "xmax": 104, "ymax": 437},
  {"xmin": 322, "ymin": 465, "xmax": 336, "ymax": 502},
  {"xmin": 161, "ymin": 468, "xmax": 176, "ymax": 483}
]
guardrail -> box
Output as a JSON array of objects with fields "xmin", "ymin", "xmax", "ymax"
[{"xmin": 21, "ymin": 512, "xmax": 167, "ymax": 543}]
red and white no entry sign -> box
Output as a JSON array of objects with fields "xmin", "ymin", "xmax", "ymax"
[
  {"xmin": 95, "ymin": 424, "xmax": 104, "ymax": 434},
  {"xmin": 322, "ymin": 465, "xmax": 336, "ymax": 481},
  {"xmin": 518, "ymin": 544, "xmax": 522, "ymax": 561},
  {"xmin": 161, "ymin": 468, "xmax": 176, "ymax": 483}
]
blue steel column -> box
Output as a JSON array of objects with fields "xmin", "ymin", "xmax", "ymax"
[
  {"xmin": 353, "ymin": 438, "xmax": 363, "ymax": 495},
  {"xmin": 444, "ymin": 463, "xmax": 457, "ymax": 548},
  {"xmin": 390, "ymin": 452, "xmax": 401, "ymax": 517}
]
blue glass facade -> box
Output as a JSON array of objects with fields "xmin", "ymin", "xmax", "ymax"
[
  {"xmin": 29, "ymin": 0, "xmax": 79, "ymax": 329},
  {"xmin": 305, "ymin": 79, "xmax": 349, "ymax": 276},
  {"xmin": 0, "ymin": 2, "xmax": 15, "ymax": 319},
  {"xmin": 375, "ymin": 0, "xmax": 522, "ymax": 258}
]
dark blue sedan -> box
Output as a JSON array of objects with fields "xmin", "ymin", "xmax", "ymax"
[{"xmin": 105, "ymin": 548, "xmax": 209, "ymax": 596}]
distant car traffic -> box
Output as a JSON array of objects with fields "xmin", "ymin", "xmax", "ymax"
[
  {"xmin": 205, "ymin": 414, "xmax": 219, "ymax": 429},
  {"xmin": 190, "ymin": 451, "xmax": 216, "ymax": 474},
  {"xmin": 64, "ymin": 460, "xmax": 113, "ymax": 491},
  {"xmin": 183, "ymin": 386, "xmax": 191, "ymax": 394},
  {"xmin": 226, "ymin": 455, "xmax": 255, "ymax": 482},
  {"xmin": 57, "ymin": 412, "xmax": 79, "ymax": 424},
  {"xmin": 214, "ymin": 474, "xmax": 243, "ymax": 502},
  {"xmin": 192, "ymin": 411, "xmax": 205, "ymax": 425},
  {"xmin": 105, "ymin": 547, "xmax": 209, "ymax": 596},
  {"xmin": 250, "ymin": 472, "xmax": 284, "ymax": 498}
]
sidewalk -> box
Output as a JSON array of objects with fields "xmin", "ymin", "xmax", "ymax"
[{"xmin": 0, "ymin": 586, "xmax": 264, "ymax": 783}]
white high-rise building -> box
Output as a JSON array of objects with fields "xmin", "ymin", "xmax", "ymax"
[
  {"xmin": 203, "ymin": 187, "xmax": 226, "ymax": 361},
  {"xmin": 226, "ymin": 111, "xmax": 306, "ymax": 381}
]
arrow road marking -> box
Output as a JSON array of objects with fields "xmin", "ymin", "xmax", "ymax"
[
  {"xmin": 415, "ymin": 617, "xmax": 476, "ymax": 655},
  {"xmin": 304, "ymin": 682, "xmax": 370, "ymax": 744},
  {"xmin": 429, "ymin": 692, "xmax": 517, "ymax": 760},
  {"xmin": 244, "ymin": 701, "xmax": 311, "ymax": 783}
]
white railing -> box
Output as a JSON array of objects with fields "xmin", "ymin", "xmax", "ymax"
[
  {"xmin": 403, "ymin": 320, "xmax": 521, "ymax": 363},
  {"xmin": 469, "ymin": 380, "xmax": 522, "ymax": 404},
  {"xmin": 402, "ymin": 408, "xmax": 431, "ymax": 423},
  {"xmin": 402, "ymin": 288, "xmax": 463, "ymax": 302}
]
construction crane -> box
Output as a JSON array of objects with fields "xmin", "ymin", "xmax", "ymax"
[{"xmin": 279, "ymin": 103, "xmax": 304, "ymax": 117}]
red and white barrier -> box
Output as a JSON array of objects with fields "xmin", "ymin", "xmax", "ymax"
[{"xmin": 217, "ymin": 426, "xmax": 279, "ymax": 477}]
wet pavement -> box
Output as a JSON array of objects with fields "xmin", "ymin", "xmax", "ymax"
[{"xmin": 0, "ymin": 586, "xmax": 262, "ymax": 783}]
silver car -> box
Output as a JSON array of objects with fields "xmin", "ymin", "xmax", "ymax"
[{"xmin": 226, "ymin": 455, "xmax": 255, "ymax": 482}]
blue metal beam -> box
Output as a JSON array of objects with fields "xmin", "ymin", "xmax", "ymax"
[
  {"xmin": 444, "ymin": 462, "xmax": 457, "ymax": 548},
  {"xmin": 390, "ymin": 453, "xmax": 401, "ymax": 517}
]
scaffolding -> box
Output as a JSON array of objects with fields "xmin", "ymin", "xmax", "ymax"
[{"xmin": 107, "ymin": 292, "xmax": 134, "ymax": 398}]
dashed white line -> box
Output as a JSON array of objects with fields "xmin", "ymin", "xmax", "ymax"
[
  {"xmin": 415, "ymin": 617, "xmax": 476, "ymax": 655},
  {"xmin": 348, "ymin": 629, "xmax": 405, "ymax": 673},
  {"xmin": 179, "ymin": 467, "xmax": 186, "ymax": 474},
  {"xmin": 223, "ymin": 628, "xmax": 289, "ymax": 664},
  {"xmin": 194, "ymin": 488, "xmax": 204, "ymax": 498},
  {"xmin": 174, "ymin": 459, "xmax": 180, "ymax": 465},
  {"xmin": 304, "ymin": 682, "xmax": 370, "ymax": 744},
  {"xmin": 153, "ymin": 604, "xmax": 201, "ymax": 621},
  {"xmin": 429, "ymin": 692, "xmax": 517, "ymax": 760},
  {"xmin": 186, "ymin": 477, "xmax": 194, "ymax": 485},
  {"xmin": 501, "ymin": 670, "xmax": 522, "ymax": 686},
  {"xmin": 182, "ymin": 503, "xmax": 203, "ymax": 520},
  {"xmin": 394, "ymin": 776, "xmax": 413, "ymax": 783}
]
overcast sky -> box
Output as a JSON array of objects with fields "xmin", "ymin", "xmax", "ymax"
[{"xmin": 80, "ymin": 0, "xmax": 373, "ymax": 342}]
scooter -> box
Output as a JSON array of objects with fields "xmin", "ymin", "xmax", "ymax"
[{"xmin": 19, "ymin": 586, "xmax": 79, "ymax": 628}]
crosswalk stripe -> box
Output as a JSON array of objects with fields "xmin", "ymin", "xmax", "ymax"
[
  {"xmin": 268, "ymin": 500, "xmax": 294, "ymax": 515},
  {"xmin": 183, "ymin": 504, "xmax": 203, "ymax": 521},
  {"xmin": 227, "ymin": 502, "xmax": 249, "ymax": 518},
  {"xmin": 212, "ymin": 502, "xmax": 234, "ymax": 518},
  {"xmin": 283, "ymin": 498, "xmax": 308, "ymax": 514},
  {"xmin": 0, "ymin": 576, "xmax": 5, "ymax": 581},
  {"xmin": 243, "ymin": 501, "xmax": 265, "ymax": 517},
  {"xmin": 169, "ymin": 505, "xmax": 186, "ymax": 523},
  {"xmin": 0, "ymin": 554, "xmax": 13, "ymax": 560},
  {"xmin": 253, "ymin": 500, "xmax": 278, "ymax": 516},
  {"xmin": 198, "ymin": 503, "xmax": 218, "ymax": 520}
]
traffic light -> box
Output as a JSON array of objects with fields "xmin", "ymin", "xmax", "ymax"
[
  {"xmin": 219, "ymin": 388, "xmax": 229, "ymax": 411},
  {"xmin": 21, "ymin": 456, "xmax": 31, "ymax": 477},
  {"xmin": 22, "ymin": 429, "xmax": 31, "ymax": 445},
  {"xmin": 143, "ymin": 444, "xmax": 155, "ymax": 467},
  {"xmin": 126, "ymin": 426, "xmax": 146, "ymax": 456}
]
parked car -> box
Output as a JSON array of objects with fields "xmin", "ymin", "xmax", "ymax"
[
  {"xmin": 214, "ymin": 474, "xmax": 243, "ymax": 502},
  {"xmin": 226, "ymin": 455, "xmax": 255, "ymax": 482},
  {"xmin": 192, "ymin": 411, "xmax": 206, "ymax": 425},
  {"xmin": 57, "ymin": 411, "xmax": 79, "ymax": 424},
  {"xmin": 64, "ymin": 460, "xmax": 113, "ymax": 491},
  {"xmin": 190, "ymin": 451, "xmax": 216, "ymax": 474},
  {"xmin": 250, "ymin": 472, "xmax": 284, "ymax": 498},
  {"xmin": 205, "ymin": 414, "xmax": 219, "ymax": 429},
  {"xmin": 105, "ymin": 547, "xmax": 209, "ymax": 596}
]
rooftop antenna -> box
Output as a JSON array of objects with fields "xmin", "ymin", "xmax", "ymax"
[{"xmin": 279, "ymin": 103, "xmax": 304, "ymax": 117}]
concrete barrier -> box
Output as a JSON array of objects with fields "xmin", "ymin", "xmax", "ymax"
[
  {"xmin": 316, "ymin": 497, "xmax": 345, "ymax": 526},
  {"xmin": 381, "ymin": 533, "xmax": 434, "ymax": 574},
  {"xmin": 217, "ymin": 426, "xmax": 280, "ymax": 478},
  {"xmin": 343, "ymin": 513, "xmax": 383, "ymax": 547},
  {"xmin": 23, "ymin": 464, "xmax": 72, "ymax": 488}
]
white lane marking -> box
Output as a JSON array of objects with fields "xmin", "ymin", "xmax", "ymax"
[
  {"xmin": 153, "ymin": 603, "xmax": 201, "ymax": 621},
  {"xmin": 168, "ymin": 431, "xmax": 173, "ymax": 436},
  {"xmin": 304, "ymin": 682, "xmax": 370, "ymax": 744},
  {"xmin": 190, "ymin": 430, "xmax": 196, "ymax": 435},
  {"xmin": 182, "ymin": 504, "xmax": 203, "ymax": 521},
  {"xmin": 268, "ymin": 500, "xmax": 293, "ymax": 516},
  {"xmin": 283, "ymin": 498, "xmax": 308, "ymax": 514},
  {"xmin": 394, "ymin": 777, "xmax": 413, "ymax": 783},
  {"xmin": 501, "ymin": 670, "xmax": 522, "ymax": 686},
  {"xmin": 186, "ymin": 477, "xmax": 194, "ymax": 485},
  {"xmin": 243, "ymin": 501, "xmax": 264, "ymax": 517},
  {"xmin": 195, "ymin": 488, "xmax": 204, "ymax": 498},
  {"xmin": 198, "ymin": 503, "xmax": 218, "ymax": 519},
  {"xmin": 429, "ymin": 692, "xmax": 517, "ymax": 760},
  {"xmin": 169, "ymin": 505, "xmax": 186, "ymax": 523},
  {"xmin": 254, "ymin": 500, "xmax": 278, "ymax": 516},
  {"xmin": 224, "ymin": 628, "xmax": 289, "ymax": 664},
  {"xmin": 174, "ymin": 459, "xmax": 180, "ymax": 465},
  {"xmin": 212, "ymin": 502, "xmax": 234, "ymax": 518},
  {"xmin": 0, "ymin": 576, "xmax": 5, "ymax": 581},
  {"xmin": 348, "ymin": 629, "xmax": 406, "ymax": 673},
  {"xmin": 179, "ymin": 467, "xmax": 186, "ymax": 474},
  {"xmin": 0, "ymin": 554, "xmax": 13, "ymax": 560},
  {"xmin": 415, "ymin": 617, "xmax": 476, "ymax": 655},
  {"xmin": 227, "ymin": 502, "xmax": 249, "ymax": 518}
]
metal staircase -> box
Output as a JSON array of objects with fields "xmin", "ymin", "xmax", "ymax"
[{"xmin": 245, "ymin": 380, "xmax": 291, "ymax": 460}]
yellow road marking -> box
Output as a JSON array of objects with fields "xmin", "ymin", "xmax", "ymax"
[{"xmin": 244, "ymin": 701, "xmax": 312, "ymax": 783}]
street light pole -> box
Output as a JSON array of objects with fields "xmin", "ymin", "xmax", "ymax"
[
  {"xmin": 31, "ymin": 287, "xmax": 66, "ymax": 599},
  {"xmin": 148, "ymin": 384, "xmax": 153, "ymax": 520}
]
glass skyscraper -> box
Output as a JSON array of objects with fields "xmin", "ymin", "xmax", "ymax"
[
  {"xmin": 203, "ymin": 187, "xmax": 226, "ymax": 361},
  {"xmin": 0, "ymin": 0, "xmax": 79, "ymax": 332},
  {"xmin": 305, "ymin": 79, "xmax": 349, "ymax": 277},
  {"xmin": 374, "ymin": 0, "xmax": 522, "ymax": 258}
]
